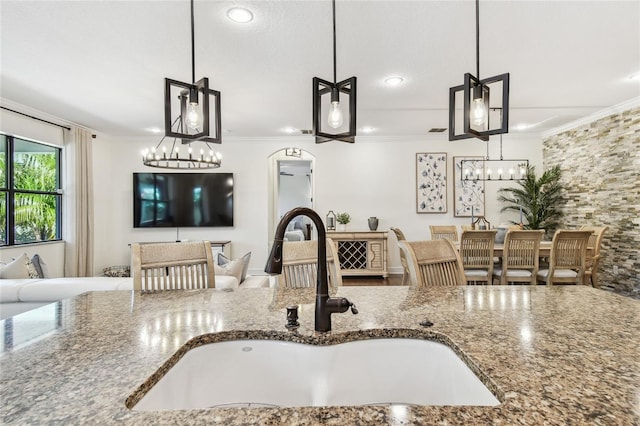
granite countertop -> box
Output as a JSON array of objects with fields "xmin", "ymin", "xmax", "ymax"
[{"xmin": 0, "ymin": 285, "xmax": 638, "ymax": 425}]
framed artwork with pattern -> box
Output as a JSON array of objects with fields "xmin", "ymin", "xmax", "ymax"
[
  {"xmin": 416, "ymin": 152, "xmax": 447, "ymax": 213},
  {"xmin": 453, "ymin": 156, "xmax": 485, "ymax": 217}
]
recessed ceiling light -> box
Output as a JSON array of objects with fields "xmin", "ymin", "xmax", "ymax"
[
  {"xmin": 360, "ymin": 126, "xmax": 375, "ymax": 133},
  {"xmin": 512, "ymin": 123, "xmax": 531, "ymax": 131},
  {"xmin": 384, "ymin": 76, "xmax": 404, "ymax": 86},
  {"xmin": 145, "ymin": 127, "xmax": 162, "ymax": 134},
  {"xmin": 226, "ymin": 7, "xmax": 254, "ymax": 23},
  {"xmin": 629, "ymin": 72, "xmax": 640, "ymax": 81},
  {"xmin": 282, "ymin": 126, "xmax": 298, "ymax": 134}
]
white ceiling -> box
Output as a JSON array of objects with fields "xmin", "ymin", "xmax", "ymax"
[{"xmin": 1, "ymin": 0, "xmax": 639, "ymax": 138}]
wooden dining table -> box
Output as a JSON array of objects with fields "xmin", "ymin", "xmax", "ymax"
[
  {"xmin": 455, "ymin": 241, "xmax": 593, "ymax": 258},
  {"xmin": 492, "ymin": 241, "xmax": 553, "ymax": 257}
]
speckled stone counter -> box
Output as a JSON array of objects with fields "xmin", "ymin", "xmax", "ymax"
[{"xmin": 0, "ymin": 286, "xmax": 638, "ymax": 425}]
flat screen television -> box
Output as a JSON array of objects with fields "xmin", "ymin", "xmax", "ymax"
[{"xmin": 133, "ymin": 172, "xmax": 234, "ymax": 228}]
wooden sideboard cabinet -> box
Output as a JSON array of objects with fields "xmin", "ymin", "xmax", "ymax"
[{"xmin": 327, "ymin": 231, "xmax": 388, "ymax": 278}]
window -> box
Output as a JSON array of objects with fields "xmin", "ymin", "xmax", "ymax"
[{"xmin": 0, "ymin": 134, "xmax": 62, "ymax": 246}]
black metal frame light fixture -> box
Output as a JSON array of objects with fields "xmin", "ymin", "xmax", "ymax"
[
  {"xmin": 449, "ymin": 0, "xmax": 509, "ymax": 141},
  {"xmin": 312, "ymin": 0, "xmax": 357, "ymax": 143},
  {"xmin": 164, "ymin": 0, "xmax": 221, "ymax": 144},
  {"xmin": 143, "ymin": 0, "xmax": 221, "ymax": 169}
]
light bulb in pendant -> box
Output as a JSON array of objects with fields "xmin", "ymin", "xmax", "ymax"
[
  {"xmin": 471, "ymin": 98, "xmax": 487, "ymax": 126},
  {"xmin": 186, "ymin": 102, "xmax": 202, "ymax": 131},
  {"xmin": 328, "ymin": 101, "xmax": 343, "ymax": 129}
]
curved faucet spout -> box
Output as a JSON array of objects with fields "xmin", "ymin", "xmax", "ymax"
[{"xmin": 265, "ymin": 207, "xmax": 356, "ymax": 332}]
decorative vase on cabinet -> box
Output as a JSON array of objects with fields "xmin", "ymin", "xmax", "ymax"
[{"xmin": 368, "ymin": 217, "xmax": 379, "ymax": 231}]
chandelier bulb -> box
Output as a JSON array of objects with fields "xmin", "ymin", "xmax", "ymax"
[{"xmin": 328, "ymin": 101, "xmax": 344, "ymax": 129}]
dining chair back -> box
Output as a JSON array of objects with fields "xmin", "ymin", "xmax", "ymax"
[
  {"xmin": 493, "ymin": 230, "xmax": 544, "ymax": 285},
  {"xmin": 459, "ymin": 230, "xmax": 497, "ymax": 285},
  {"xmin": 277, "ymin": 239, "xmax": 342, "ymax": 291},
  {"xmin": 537, "ymin": 230, "xmax": 592, "ymax": 285},
  {"xmin": 579, "ymin": 225, "xmax": 609, "ymax": 287},
  {"xmin": 429, "ymin": 225, "xmax": 459, "ymax": 242},
  {"xmin": 399, "ymin": 239, "xmax": 465, "ymax": 287},
  {"xmin": 131, "ymin": 241, "xmax": 215, "ymax": 291},
  {"xmin": 391, "ymin": 227, "xmax": 410, "ymax": 285}
]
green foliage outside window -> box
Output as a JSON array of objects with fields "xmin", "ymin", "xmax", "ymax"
[{"xmin": 0, "ymin": 135, "xmax": 61, "ymax": 245}]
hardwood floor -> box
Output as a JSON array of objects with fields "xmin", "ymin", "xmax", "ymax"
[{"xmin": 342, "ymin": 274, "xmax": 404, "ymax": 286}]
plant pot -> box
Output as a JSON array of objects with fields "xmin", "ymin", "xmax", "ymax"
[
  {"xmin": 368, "ymin": 217, "xmax": 379, "ymax": 231},
  {"xmin": 337, "ymin": 223, "xmax": 347, "ymax": 231}
]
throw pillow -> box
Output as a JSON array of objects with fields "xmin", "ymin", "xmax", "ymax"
[
  {"xmin": 103, "ymin": 265, "xmax": 131, "ymax": 277},
  {"xmin": 218, "ymin": 252, "xmax": 251, "ymax": 283},
  {"xmin": 31, "ymin": 254, "xmax": 49, "ymax": 278},
  {"xmin": 0, "ymin": 253, "xmax": 39, "ymax": 279},
  {"xmin": 214, "ymin": 259, "xmax": 243, "ymax": 285}
]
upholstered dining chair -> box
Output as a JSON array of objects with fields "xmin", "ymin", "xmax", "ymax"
[
  {"xmin": 537, "ymin": 230, "xmax": 592, "ymax": 285},
  {"xmin": 579, "ymin": 225, "xmax": 609, "ymax": 287},
  {"xmin": 276, "ymin": 239, "xmax": 342, "ymax": 292},
  {"xmin": 131, "ymin": 241, "xmax": 215, "ymax": 291},
  {"xmin": 459, "ymin": 230, "xmax": 497, "ymax": 285},
  {"xmin": 493, "ymin": 230, "xmax": 544, "ymax": 285},
  {"xmin": 391, "ymin": 227, "xmax": 410, "ymax": 285},
  {"xmin": 429, "ymin": 225, "xmax": 459, "ymax": 242},
  {"xmin": 399, "ymin": 239, "xmax": 466, "ymax": 287}
]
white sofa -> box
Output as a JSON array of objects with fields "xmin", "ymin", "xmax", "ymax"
[{"xmin": 0, "ymin": 274, "xmax": 270, "ymax": 320}]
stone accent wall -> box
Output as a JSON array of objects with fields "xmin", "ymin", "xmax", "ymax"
[{"xmin": 543, "ymin": 106, "xmax": 640, "ymax": 295}]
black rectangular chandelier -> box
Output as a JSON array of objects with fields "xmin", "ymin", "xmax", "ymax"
[
  {"xmin": 313, "ymin": 76, "xmax": 357, "ymax": 143},
  {"xmin": 312, "ymin": 0, "xmax": 357, "ymax": 144},
  {"xmin": 449, "ymin": 0, "xmax": 510, "ymax": 142},
  {"xmin": 164, "ymin": 77, "xmax": 221, "ymax": 144},
  {"xmin": 449, "ymin": 73, "xmax": 509, "ymax": 141}
]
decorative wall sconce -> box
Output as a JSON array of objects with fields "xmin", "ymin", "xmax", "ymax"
[
  {"xmin": 312, "ymin": 0, "xmax": 357, "ymax": 143},
  {"xmin": 449, "ymin": 0, "xmax": 509, "ymax": 141},
  {"xmin": 285, "ymin": 147, "xmax": 302, "ymax": 158}
]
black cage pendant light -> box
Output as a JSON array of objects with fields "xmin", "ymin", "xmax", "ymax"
[
  {"xmin": 312, "ymin": 0, "xmax": 357, "ymax": 143},
  {"xmin": 164, "ymin": 0, "xmax": 221, "ymax": 145},
  {"xmin": 449, "ymin": 0, "xmax": 509, "ymax": 141}
]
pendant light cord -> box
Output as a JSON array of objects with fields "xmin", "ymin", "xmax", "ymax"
[
  {"xmin": 190, "ymin": 0, "xmax": 196, "ymax": 84},
  {"xmin": 475, "ymin": 0, "xmax": 480, "ymax": 79},
  {"xmin": 332, "ymin": 0, "xmax": 337, "ymax": 84}
]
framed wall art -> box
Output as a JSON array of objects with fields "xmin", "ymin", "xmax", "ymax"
[
  {"xmin": 453, "ymin": 156, "xmax": 485, "ymax": 217},
  {"xmin": 416, "ymin": 153, "xmax": 447, "ymax": 213}
]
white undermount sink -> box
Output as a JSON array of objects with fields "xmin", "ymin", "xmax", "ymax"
[{"xmin": 133, "ymin": 338, "xmax": 500, "ymax": 410}]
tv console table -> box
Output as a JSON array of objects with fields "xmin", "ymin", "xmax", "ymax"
[{"xmin": 327, "ymin": 231, "xmax": 388, "ymax": 278}]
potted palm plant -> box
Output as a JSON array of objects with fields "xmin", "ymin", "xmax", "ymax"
[{"xmin": 497, "ymin": 165, "xmax": 564, "ymax": 236}]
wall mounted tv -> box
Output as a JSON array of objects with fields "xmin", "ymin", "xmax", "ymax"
[{"xmin": 133, "ymin": 173, "xmax": 234, "ymax": 228}]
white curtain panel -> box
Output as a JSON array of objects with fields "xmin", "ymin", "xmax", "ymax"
[{"xmin": 63, "ymin": 127, "xmax": 94, "ymax": 277}]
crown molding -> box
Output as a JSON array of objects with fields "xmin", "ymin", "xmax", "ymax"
[
  {"xmin": 542, "ymin": 97, "xmax": 640, "ymax": 139},
  {"xmin": 0, "ymin": 98, "xmax": 91, "ymax": 132}
]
